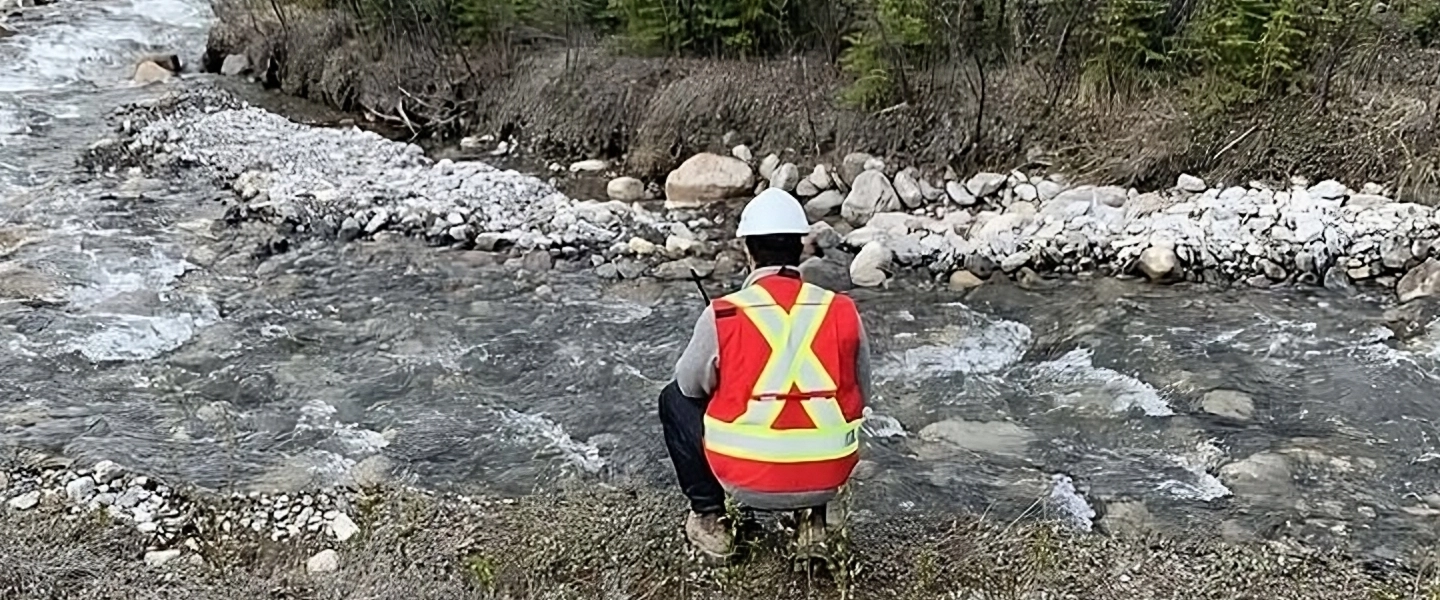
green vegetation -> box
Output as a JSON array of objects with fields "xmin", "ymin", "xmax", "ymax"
[{"xmin": 291, "ymin": 0, "xmax": 1440, "ymax": 114}]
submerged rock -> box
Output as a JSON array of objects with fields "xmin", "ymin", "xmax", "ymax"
[
  {"xmin": 1398, "ymin": 258, "xmax": 1440, "ymax": 303},
  {"xmin": 919, "ymin": 419, "xmax": 1036, "ymax": 456},
  {"xmin": 1201, "ymin": 389, "xmax": 1255, "ymax": 421},
  {"xmin": 947, "ymin": 270, "xmax": 984, "ymax": 291},
  {"xmin": 1219, "ymin": 452, "xmax": 1295, "ymax": 501}
]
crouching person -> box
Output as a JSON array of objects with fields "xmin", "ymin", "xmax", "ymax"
[{"xmin": 657, "ymin": 189, "xmax": 872, "ymax": 560}]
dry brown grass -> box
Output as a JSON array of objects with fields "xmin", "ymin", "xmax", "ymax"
[{"xmin": 6, "ymin": 483, "xmax": 1440, "ymax": 600}]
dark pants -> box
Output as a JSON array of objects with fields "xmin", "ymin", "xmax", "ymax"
[{"xmin": 658, "ymin": 381, "xmax": 726, "ymax": 515}]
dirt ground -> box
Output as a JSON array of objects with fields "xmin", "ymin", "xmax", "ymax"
[{"xmin": 4, "ymin": 482, "xmax": 1437, "ymax": 600}]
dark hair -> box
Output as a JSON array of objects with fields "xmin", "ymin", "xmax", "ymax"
[{"xmin": 744, "ymin": 233, "xmax": 804, "ymax": 268}]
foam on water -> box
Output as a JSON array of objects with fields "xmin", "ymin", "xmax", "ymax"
[
  {"xmin": 877, "ymin": 316, "xmax": 1033, "ymax": 380},
  {"xmin": 69, "ymin": 311, "xmax": 211, "ymax": 361},
  {"xmin": 1156, "ymin": 442, "xmax": 1233, "ymax": 502},
  {"xmin": 1047, "ymin": 474, "xmax": 1096, "ymax": 532},
  {"xmin": 502, "ymin": 408, "xmax": 606, "ymax": 474},
  {"xmin": 1028, "ymin": 348, "xmax": 1174, "ymax": 416}
]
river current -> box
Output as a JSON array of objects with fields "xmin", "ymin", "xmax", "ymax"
[{"xmin": 3, "ymin": 0, "xmax": 1440, "ymax": 567}]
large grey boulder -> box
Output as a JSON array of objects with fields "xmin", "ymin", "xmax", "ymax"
[
  {"xmin": 841, "ymin": 171, "xmax": 901, "ymax": 226},
  {"xmin": 663, "ymin": 153, "xmax": 755, "ymax": 207},
  {"xmin": 849, "ymin": 240, "xmax": 892, "ymax": 287}
]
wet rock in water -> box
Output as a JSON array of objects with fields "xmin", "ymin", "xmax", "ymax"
[
  {"xmin": 1176, "ymin": 173, "xmax": 1207, "ymax": 193},
  {"xmin": 220, "ymin": 53, "xmax": 250, "ymax": 76},
  {"xmin": 1219, "ymin": 452, "xmax": 1295, "ymax": 500},
  {"xmin": 948, "ymin": 270, "xmax": 984, "ymax": 291},
  {"xmin": 799, "ymin": 256, "xmax": 852, "ymax": 291},
  {"xmin": 849, "ymin": 240, "xmax": 892, "ymax": 288},
  {"xmin": 0, "ymin": 263, "xmax": 65, "ymax": 305},
  {"xmin": 841, "ymin": 171, "xmax": 901, "ymax": 226},
  {"xmin": 769, "ymin": 163, "xmax": 800, "ymax": 192},
  {"xmin": 804, "ymin": 190, "xmax": 844, "ymax": 221},
  {"xmin": 946, "ymin": 181, "xmax": 976, "ymax": 206},
  {"xmin": 1137, "ymin": 246, "xmax": 1178, "ymax": 282},
  {"xmin": 133, "ymin": 60, "xmax": 176, "ymax": 85},
  {"xmin": 1100, "ymin": 501, "xmax": 1159, "ymax": 537},
  {"xmin": 144, "ymin": 549, "xmax": 183, "ymax": 568},
  {"xmin": 1323, "ymin": 265, "xmax": 1353, "ymax": 291},
  {"xmin": 918, "ymin": 419, "xmax": 1036, "ymax": 457},
  {"xmin": 1384, "ymin": 298, "xmax": 1440, "ymax": 341},
  {"xmin": 1259, "ymin": 259, "xmax": 1287, "ymax": 281},
  {"xmin": 1201, "ymin": 389, "xmax": 1255, "ymax": 421},
  {"xmin": 965, "ymin": 254, "xmax": 998, "ymax": 280},
  {"xmin": 965, "ymin": 172, "xmax": 1006, "ymax": 198},
  {"xmin": 594, "ymin": 263, "xmax": 620, "ymax": 279},
  {"xmin": 606, "ymin": 177, "xmax": 644, "ymax": 202},
  {"xmin": 307, "ymin": 549, "xmax": 340, "ymax": 573},
  {"xmin": 1398, "ymin": 258, "xmax": 1440, "ymax": 303},
  {"xmin": 521, "ymin": 249, "xmax": 552, "ymax": 272},
  {"xmin": 664, "ymin": 153, "xmax": 754, "ymax": 207},
  {"xmin": 7, "ymin": 490, "xmax": 40, "ymax": 510}
]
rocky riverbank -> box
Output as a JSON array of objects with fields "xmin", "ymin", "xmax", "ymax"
[
  {"xmin": 3, "ymin": 447, "xmax": 1434, "ymax": 599},
  {"xmin": 83, "ymin": 85, "xmax": 1440, "ymax": 307}
]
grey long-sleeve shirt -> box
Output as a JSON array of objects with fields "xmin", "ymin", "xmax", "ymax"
[{"xmin": 673, "ymin": 265, "xmax": 873, "ymax": 404}]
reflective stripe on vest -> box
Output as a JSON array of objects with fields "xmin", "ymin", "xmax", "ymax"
[{"xmin": 703, "ymin": 282, "xmax": 862, "ymax": 464}]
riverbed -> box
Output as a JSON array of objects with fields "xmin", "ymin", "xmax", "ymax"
[{"xmin": 3, "ymin": 0, "xmax": 1440, "ymax": 570}]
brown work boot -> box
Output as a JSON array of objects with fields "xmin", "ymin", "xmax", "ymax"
[
  {"xmin": 793, "ymin": 508, "xmax": 829, "ymax": 558},
  {"xmin": 684, "ymin": 511, "xmax": 733, "ymax": 561}
]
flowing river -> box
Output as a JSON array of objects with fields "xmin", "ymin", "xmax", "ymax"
[{"xmin": 4, "ymin": 0, "xmax": 1440, "ymax": 569}]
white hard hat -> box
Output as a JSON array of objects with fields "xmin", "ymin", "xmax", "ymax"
[{"xmin": 735, "ymin": 188, "xmax": 810, "ymax": 238}]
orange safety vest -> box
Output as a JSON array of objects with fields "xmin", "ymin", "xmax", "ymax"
[{"xmin": 703, "ymin": 269, "xmax": 865, "ymax": 497}]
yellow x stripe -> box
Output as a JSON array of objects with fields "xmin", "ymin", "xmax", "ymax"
[
  {"xmin": 724, "ymin": 283, "xmax": 837, "ymax": 398},
  {"xmin": 703, "ymin": 281, "xmax": 861, "ymax": 464}
]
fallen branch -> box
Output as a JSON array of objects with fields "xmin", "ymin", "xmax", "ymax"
[{"xmin": 1212, "ymin": 125, "xmax": 1259, "ymax": 162}]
